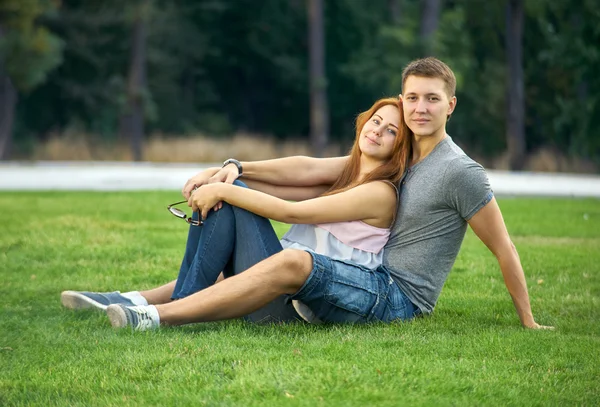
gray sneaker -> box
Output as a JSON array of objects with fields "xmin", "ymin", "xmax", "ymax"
[
  {"xmin": 106, "ymin": 304, "xmax": 158, "ymax": 331},
  {"xmin": 61, "ymin": 291, "xmax": 135, "ymax": 311}
]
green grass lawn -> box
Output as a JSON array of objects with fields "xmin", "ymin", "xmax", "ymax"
[{"xmin": 1, "ymin": 192, "xmax": 599, "ymax": 406}]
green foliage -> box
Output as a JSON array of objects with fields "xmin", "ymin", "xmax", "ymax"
[
  {"xmin": 0, "ymin": 192, "xmax": 599, "ymax": 405},
  {"xmin": 6, "ymin": 0, "xmax": 600, "ymax": 163},
  {"xmin": 525, "ymin": 0, "xmax": 600, "ymax": 159},
  {"xmin": 0, "ymin": 0, "xmax": 64, "ymax": 91}
]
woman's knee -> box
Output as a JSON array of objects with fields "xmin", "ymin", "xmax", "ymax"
[{"xmin": 204, "ymin": 201, "xmax": 234, "ymax": 223}]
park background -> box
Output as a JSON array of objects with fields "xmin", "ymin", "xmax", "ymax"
[
  {"xmin": 0, "ymin": 0, "xmax": 599, "ymax": 173},
  {"xmin": 1, "ymin": 1, "xmax": 599, "ymax": 406}
]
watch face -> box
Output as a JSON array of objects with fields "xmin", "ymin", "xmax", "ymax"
[{"xmin": 223, "ymin": 159, "xmax": 242, "ymax": 175}]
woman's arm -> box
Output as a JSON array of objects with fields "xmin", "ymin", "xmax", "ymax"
[
  {"xmin": 242, "ymin": 179, "xmax": 331, "ymax": 201},
  {"xmin": 191, "ymin": 181, "xmax": 397, "ymax": 228}
]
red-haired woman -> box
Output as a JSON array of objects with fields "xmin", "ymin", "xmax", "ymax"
[{"xmin": 62, "ymin": 97, "xmax": 413, "ymax": 329}]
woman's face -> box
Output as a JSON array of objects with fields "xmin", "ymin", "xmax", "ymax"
[{"xmin": 358, "ymin": 104, "xmax": 400, "ymax": 161}]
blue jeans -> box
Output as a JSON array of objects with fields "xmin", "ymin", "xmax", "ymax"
[
  {"xmin": 172, "ymin": 180, "xmax": 300, "ymax": 323},
  {"xmin": 291, "ymin": 252, "xmax": 420, "ymax": 323}
]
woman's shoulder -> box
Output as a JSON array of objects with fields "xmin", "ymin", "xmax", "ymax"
[{"xmin": 359, "ymin": 180, "xmax": 398, "ymax": 199}]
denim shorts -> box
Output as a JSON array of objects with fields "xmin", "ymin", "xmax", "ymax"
[{"xmin": 290, "ymin": 251, "xmax": 421, "ymax": 323}]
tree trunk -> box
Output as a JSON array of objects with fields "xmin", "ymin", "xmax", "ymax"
[
  {"xmin": 388, "ymin": 0, "xmax": 402, "ymax": 24},
  {"xmin": 119, "ymin": 0, "xmax": 148, "ymax": 162},
  {"xmin": 0, "ymin": 25, "xmax": 17, "ymax": 161},
  {"xmin": 419, "ymin": 0, "xmax": 441, "ymax": 57},
  {"xmin": 308, "ymin": 0, "xmax": 329, "ymax": 157},
  {"xmin": 506, "ymin": 0, "xmax": 526, "ymax": 170},
  {"xmin": 0, "ymin": 68, "xmax": 17, "ymax": 161}
]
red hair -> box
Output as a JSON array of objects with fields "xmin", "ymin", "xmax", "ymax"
[{"xmin": 323, "ymin": 97, "xmax": 412, "ymax": 196}]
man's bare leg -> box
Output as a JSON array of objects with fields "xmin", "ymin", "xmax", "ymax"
[
  {"xmin": 140, "ymin": 272, "xmax": 226, "ymax": 305},
  {"xmin": 156, "ymin": 249, "xmax": 313, "ymax": 325},
  {"xmin": 138, "ymin": 281, "xmax": 176, "ymax": 305}
]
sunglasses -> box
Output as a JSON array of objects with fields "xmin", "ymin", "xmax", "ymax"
[{"xmin": 167, "ymin": 201, "xmax": 203, "ymax": 226}]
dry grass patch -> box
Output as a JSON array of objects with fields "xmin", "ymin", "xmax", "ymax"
[
  {"xmin": 33, "ymin": 132, "xmax": 345, "ymax": 162},
  {"xmin": 485, "ymin": 147, "xmax": 598, "ymax": 173},
  {"xmin": 512, "ymin": 235, "xmax": 600, "ymax": 246}
]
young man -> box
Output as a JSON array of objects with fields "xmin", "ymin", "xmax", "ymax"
[{"xmin": 65, "ymin": 58, "xmax": 552, "ymax": 330}]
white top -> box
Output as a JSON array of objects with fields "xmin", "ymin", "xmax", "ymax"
[
  {"xmin": 280, "ymin": 220, "xmax": 391, "ymax": 269},
  {"xmin": 280, "ymin": 221, "xmax": 392, "ymax": 324}
]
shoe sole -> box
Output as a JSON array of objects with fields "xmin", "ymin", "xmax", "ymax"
[
  {"xmin": 106, "ymin": 305, "xmax": 128, "ymax": 328},
  {"xmin": 61, "ymin": 291, "xmax": 108, "ymax": 311},
  {"xmin": 292, "ymin": 300, "xmax": 323, "ymax": 324}
]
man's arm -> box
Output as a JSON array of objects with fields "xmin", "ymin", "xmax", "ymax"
[
  {"xmin": 183, "ymin": 156, "xmax": 348, "ymax": 199},
  {"xmin": 241, "ymin": 156, "xmax": 348, "ymax": 186},
  {"xmin": 467, "ymin": 197, "xmax": 553, "ymax": 330}
]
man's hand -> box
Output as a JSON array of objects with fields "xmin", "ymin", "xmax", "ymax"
[
  {"xmin": 523, "ymin": 321, "xmax": 555, "ymax": 330},
  {"xmin": 181, "ymin": 165, "xmax": 240, "ymax": 200}
]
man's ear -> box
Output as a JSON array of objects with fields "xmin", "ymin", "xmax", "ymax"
[
  {"xmin": 447, "ymin": 96, "xmax": 457, "ymax": 115},
  {"xmin": 398, "ymin": 94, "xmax": 403, "ymax": 102}
]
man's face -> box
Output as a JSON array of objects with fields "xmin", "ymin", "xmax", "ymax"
[{"xmin": 400, "ymin": 75, "xmax": 456, "ymax": 139}]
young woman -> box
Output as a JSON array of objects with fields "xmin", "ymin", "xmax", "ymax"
[{"xmin": 61, "ymin": 97, "xmax": 412, "ymax": 329}]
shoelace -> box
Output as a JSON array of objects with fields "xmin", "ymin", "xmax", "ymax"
[{"xmin": 129, "ymin": 306, "xmax": 156, "ymax": 330}]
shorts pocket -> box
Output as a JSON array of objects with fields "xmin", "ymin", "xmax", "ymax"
[
  {"xmin": 324, "ymin": 277, "xmax": 378, "ymax": 318},
  {"xmin": 384, "ymin": 283, "xmax": 409, "ymax": 313}
]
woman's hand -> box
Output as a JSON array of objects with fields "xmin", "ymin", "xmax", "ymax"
[
  {"xmin": 182, "ymin": 165, "xmax": 241, "ymax": 212},
  {"xmin": 189, "ymin": 183, "xmax": 228, "ymax": 220},
  {"xmin": 182, "ymin": 167, "xmax": 221, "ymax": 199}
]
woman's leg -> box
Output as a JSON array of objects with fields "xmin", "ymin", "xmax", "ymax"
[
  {"xmin": 64, "ymin": 182, "xmax": 297, "ymax": 323},
  {"xmin": 172, "ymin": 180, "xmax": 299, "ymax": 322},
  {"xmin": 171, "ymin": 204, "xmax": 236, "ymax": 299},
  {"xmin": 61, "ymin": 199, "xmax": 237, "ymax": 310},
  {"xmin": 223, "ymin": 204, "xmax": 301, "ymax": 322}
]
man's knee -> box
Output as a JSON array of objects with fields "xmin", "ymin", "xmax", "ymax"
[{"xmin": 272, "ymin": 249, "xmax": 313, "ymax": 290}]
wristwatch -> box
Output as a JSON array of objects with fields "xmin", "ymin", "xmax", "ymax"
[{"xmin": 222, "ymin": 158, "xmax": 243, "ymax": 177}]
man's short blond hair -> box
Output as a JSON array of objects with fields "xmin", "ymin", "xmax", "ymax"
[{"xmin": 402, "ymin": 57, "xmax": 456, "ymax": 98}]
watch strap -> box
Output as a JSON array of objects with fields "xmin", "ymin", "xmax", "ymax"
[{"xmin": 222, "ymin": 158, "xmax": 243, "ymax": 176}]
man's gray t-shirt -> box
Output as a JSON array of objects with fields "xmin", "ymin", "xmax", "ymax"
[{"xmin": 383, "ymin": 136, "xmax": 493, "ymax": 314}]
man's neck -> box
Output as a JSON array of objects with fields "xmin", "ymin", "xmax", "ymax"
[{"xmin": 411, "ymin": 132, "xmax": 447, "ymax": 166}]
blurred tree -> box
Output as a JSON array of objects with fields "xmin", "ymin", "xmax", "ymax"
[
  {"xmin": 3, "ymin": 0, "xmax": 598, "ymax": 167},
  {"xmin": 0, "ymin": 25, "xmax": 17, "ymax": 160},
  {"xmin": 388, "ymin": 0, "xmax": 402, "ymax": 24},
  {"xmin": 308, "ymin": 0, "xmax": 328, "ymax": 156},
  {"xmin": 524, "ymin": 0, "xmax": 600, "ymax": 163},
  {"xmin": 195, "ymin": 0, "xmax": 309, "ymax": 138},
  {"xmin": 118, "ymin": 0, "xmax": 149, "ymax": 161},
  {"xmin": 0, "ymin": 0, "xmax": 63, "ymax": 159},
  {"xmin": 419, "ymin": 0, "xmax": 441, "ymax": 57},
  {"xmin": 506, "ymin": 0, "xmax": 525, "ymax": 170},
  {"xmin": 16, "ymin": 0, "xmax": 128, "ymax": 144},
  {"xmin": 437, "ymin": 0, "xmax": 506, "ymax": 157}
]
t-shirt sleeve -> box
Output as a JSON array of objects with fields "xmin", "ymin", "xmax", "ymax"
[{"xmin": 443, "ymin": 156, "xmax": 493, "ymax": 220}]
